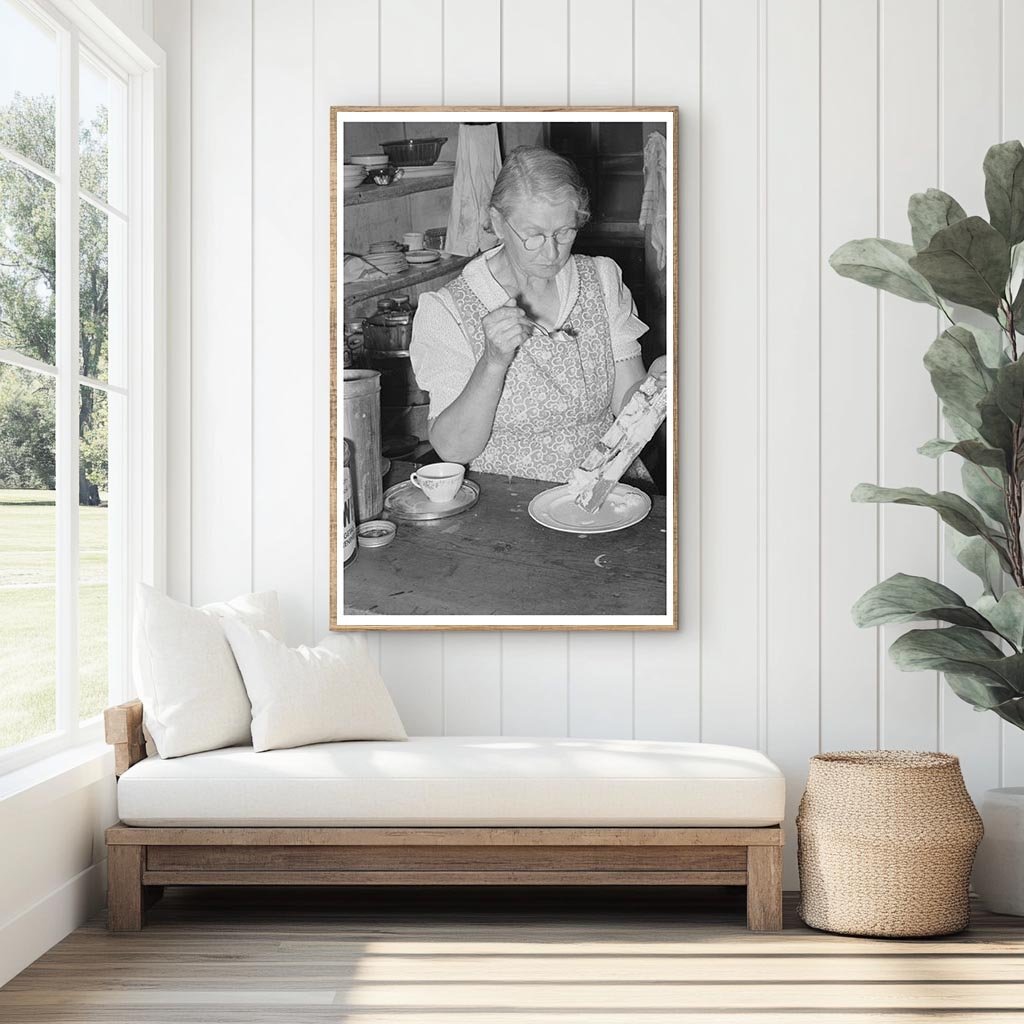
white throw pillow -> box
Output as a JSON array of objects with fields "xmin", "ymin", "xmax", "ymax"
[
  {"xmin": 222, "ymin": 621, "xmax": 407, "ymax": 752},
  {"xmin": 133, "ymin": 583, "xmax": 283, "ymax": 758}
]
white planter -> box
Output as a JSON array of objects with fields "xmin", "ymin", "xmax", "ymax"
[{"xmin": 973, "ymin": 787, "xmax": 1024, "ymax": 916}]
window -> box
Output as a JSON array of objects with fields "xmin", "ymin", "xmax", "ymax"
[{"xmin": 0, "ymin": 0, "xmax": 161, "ymax": 773}]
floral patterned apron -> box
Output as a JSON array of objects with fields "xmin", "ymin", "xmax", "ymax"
[{"xmin": 444, "ymin": 254, "xmax": 615, "ymax": 482}]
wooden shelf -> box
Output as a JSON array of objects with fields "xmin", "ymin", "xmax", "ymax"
[
  {"xmin": 343, "ymin": 254, "xmax": 474, "ymax": 305},
  {"xmin": 343, "ymin": 173, "xmax": 454, "ymax": 207}
]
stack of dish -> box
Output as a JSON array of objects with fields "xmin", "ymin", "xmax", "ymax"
[
  {"xmin": 342, "ymin": 164, "xmax": 368, "ymax": 190},
  {"xmin": 406, "ymin": 249, "xmax": 440, "ymax": 265},
  {"xmin": 399, "ymin": 160, "xmax": 455, "ymax": 180},
  {"xmin": 364, "ymin": 240, "xmax": 408, "ymax": 275},
  {"xmin": 349, "ymin": 154, "xmax": 389, "ymax": 170}
]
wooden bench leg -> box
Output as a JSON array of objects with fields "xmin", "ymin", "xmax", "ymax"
[
  {"xmin": 107, "ymin": 845, "xmax": 145, "ymax": 932},
  {"xmin": 746, "ymin": 845, "xmax": 783, "ymax": 931}
]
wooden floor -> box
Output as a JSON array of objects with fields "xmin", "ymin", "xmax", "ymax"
[{"xmin": 2, "ymin": 886, "xmax": 1024, "ymax": 1022}]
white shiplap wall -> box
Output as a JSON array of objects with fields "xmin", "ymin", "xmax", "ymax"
[{"xmin": 154, "ymin": 0, "xmax": 1024, "ymax": 884}]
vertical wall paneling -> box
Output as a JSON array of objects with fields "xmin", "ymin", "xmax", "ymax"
[
  {"xmin": 567, "ymin": 0, "xmax": 633, "ymax": 104},
  {"xmin": 561, "ymin": 1, "xmax": 636, "ymax": 728},
  {"xmin": 497, "ymin": 0, "xmax": 572, "ymax": 735},
  {"xmin": 698, "ymin": 0, "xmax": 761, "ymax": 749},
  {"xmin": 501, "ymin": 633, "xmax": 569, "ymax": 736},
  {"xmin": 380, "ymin": 633, "xmax": 445, "ymax": 735},
  {"xmin": 380, "ymin": 0, "xmax": 444, "ymax": 106},
  {"xmin": 764, "ymin": 0, "xmax": 821, "ymax": 881},
  {"xmin": 819, "ymin": 0, "xmax": 880, "ymax": 753},
  {"xmin": 376, "ymin": 0, "xmax": 447, "ymax": 716},
  {"xmin": 568, "ymin": 633, "xmax": 635, "ymax": 738},
  {"xmin": 166, "ymin": 0, "xmax": 1024, "ymax": 893},
  {"xmin": 442, "ymin": 0, "xmax": 501, "ymax": 106},
  {"xmin": 500, "ymin": 0, "xmax": 568, "ymax": 104},
  {"xmin": 1001, "ymin": 0, "xmax": 1024, "ymax": 786},
  {"xmin": 312, "ymin": 0, "xmax": 380, "ymax": 656},
  {"xmin": 437, "ymin": 0, "xmax": 503, "ymax": 733},
  {"xmin": 877, "ymin": 0, "xmax": 941, "ymax": 751},
  {"xmin": 631, "ymin": 0, "xmax": 701, "ymax": 742},
  {"xmin": 937, "ymin": 0, "xmax": 1002, "ymax": 795},
  {"xmin": 252, "ymin": 0, "xmax": 315, "ymax": 645},
  {"xmin": 189, "ymin": 0, "xmax": 253, "ymax": 605},
  {"xmin": 153, "ymin": 0, "xmax": 190, "ymax": 604}
]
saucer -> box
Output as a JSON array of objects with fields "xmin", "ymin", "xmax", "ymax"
[
  {"xmin": 383, "ymin": 479, "xmax": 480, "ymax": 521},
  {"xmin": 528, "ymin": 482, "xmax": 651, "ymax": 534}
]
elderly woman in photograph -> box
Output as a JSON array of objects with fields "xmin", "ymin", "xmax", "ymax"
[{"xmin": 409, "ymin": 145, "xmax": 664, "ymax": 484}]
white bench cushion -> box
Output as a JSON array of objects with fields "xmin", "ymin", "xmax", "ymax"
[{"xmin": 117, "ymin": 736, "xmax": 785, "ymax": 828}]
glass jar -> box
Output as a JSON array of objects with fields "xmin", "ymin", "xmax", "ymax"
[
  {"xmin": 341, "ymin": 440, "xmax": 358, "ymax": 566},
  {"xmin": 342, "ymin": 319, "xmax": 365, "ymax": 368}
]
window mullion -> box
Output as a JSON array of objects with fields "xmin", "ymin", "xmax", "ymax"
[{"xmin": 55, "ymin": 23, "xmax": 81, "ymax": 735}]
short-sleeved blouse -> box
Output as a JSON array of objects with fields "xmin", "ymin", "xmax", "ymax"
[{"xmin": 409, "ymin": 243, "xmax": 648, "ymax": 420}]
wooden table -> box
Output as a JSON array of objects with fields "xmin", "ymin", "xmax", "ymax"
[{"xmin": 343, "ymin": 461, "xmax": 668, "ymax": 616}]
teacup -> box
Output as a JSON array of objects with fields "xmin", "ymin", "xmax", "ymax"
[
  {"xmin": 409, "ymin": 462, "xmax": 465, "ymax": 503},
  {"xmin": 372, "ymin": 166, "xmax": 404, "ymax": 186},
  {"xmin": 403, "ymin": 231, "xmax": 424, "ymax": 250}
]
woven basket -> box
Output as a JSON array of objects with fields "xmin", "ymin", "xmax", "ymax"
[{"xmin": 796, "ymin": 750, "xmax": 983, "ymax": 937}]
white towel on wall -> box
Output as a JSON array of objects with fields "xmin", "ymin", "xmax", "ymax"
[
  {"xmin": 445, "ymin": 124, "xmax": 502, "ymax": 256},
  {"xmin": 639, "ymin": 130, "xmax": 668, "ymax": 272}
]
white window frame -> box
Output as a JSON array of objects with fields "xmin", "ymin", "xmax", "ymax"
[{"xmin": 0, "ymin": 0, "xmax": 164, "ymax": 776}]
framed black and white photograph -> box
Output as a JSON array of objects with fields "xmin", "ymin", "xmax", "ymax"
[{"xmin": 330, "ymin": 107, "xmax": 678, "ymax": 630}]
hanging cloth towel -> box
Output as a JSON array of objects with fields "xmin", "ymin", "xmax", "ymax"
[
  {"xmin": 445, "ymin": 123, "xmax": 502, "ymax": 256},
  {"xmin": 639, "ymin": 130, "xmax": 667, "ymax": 272}
]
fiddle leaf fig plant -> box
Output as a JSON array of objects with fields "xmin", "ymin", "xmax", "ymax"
[{"xmin": 831, "ymin": 140, "xmax": 1024, "ymax": 731}]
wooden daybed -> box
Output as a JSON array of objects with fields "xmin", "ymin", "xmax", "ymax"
[{"xmin": 104, "ymin": 699, "xmax": 785, "ymax": 932}]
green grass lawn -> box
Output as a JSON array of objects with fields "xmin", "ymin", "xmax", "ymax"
[{"xmin": 0, "ymin": 489, "xmax": 109, "ymax": 751}]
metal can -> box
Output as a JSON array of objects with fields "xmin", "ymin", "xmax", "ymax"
[{"xmin": 342, "ymin": 440, "xmax": 357, "ymax": 566}]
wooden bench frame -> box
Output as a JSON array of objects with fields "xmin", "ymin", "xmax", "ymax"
[{"xmin": 104, "ymin": 700, "xmax": 784, "ymax": 932}]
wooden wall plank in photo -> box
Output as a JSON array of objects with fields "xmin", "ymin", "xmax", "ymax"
[
  {"xmin": 437, "ymin": 0, "xmax": 504, "ymax": 734},
  {"xmin": 1002, "ymin": 0, "xmax": 1024, "ymax": 788},
  {"xmin": 764, "ymin": 0, "xmax": 820, "ymax": 884},
  {"xmin": 313, "ymin": 0, "xmax": 381, "ymax": 659},
  {"xmin": 380, "ymin": 0, "xmax": 444, "ymax": 107},
  {"xmin": 878, "ymin": 0, "xmax": 940, "ymax": 752},
  {"xmin": 698, "ymin": 0, "xmax": 761, "ymax": 751},
  {"xmin": 252, "ymin": 0, "xmax": 316, "ymax": 646},
  {"xmin": 189, "ymin": 0, "xmax": 253, "ymax": 605},
  {"xmin": 936, "ymin": 0, "xmax": 1002, "ymax": 805},
  {"xmin": 818, "ymin": 0, "xmax": 879, "ymax": 755},
  {"xmin": 632, "ymin": 0, "xmax": 698, "ymax": 742}
]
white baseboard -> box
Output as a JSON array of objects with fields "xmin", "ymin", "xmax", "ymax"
[{"xmin": 0, "ymin": 859, "xmax": 107, "ymax": 987}]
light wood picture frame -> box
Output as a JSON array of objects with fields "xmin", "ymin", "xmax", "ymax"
[{"xmin": 330, "ymin": 106, "xmax": 679, "ymax": 631}]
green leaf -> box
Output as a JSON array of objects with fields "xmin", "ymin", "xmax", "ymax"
[
  {"xmin": 830, "ymin": 238, "xmax": 943, "ymax": 307},
  {"xmin": 944, "ymin": 671, "xmax": 1024, "ymax": 715},
  {"xmin": 984, "ymin": 140, "xmax": 1024, "ymax": 246},
  {"xmin": 908, "ymin": 188, "xmax": 968, "ymax": 251},
  {"xmin": 909, "ymin": 216, "xmax": 1011, "ymax": 315},
  {"xmin": 888, "ymin": 627, "xmax": 1024, "ymax": 705},
  {"xmin": 950, "ymin": 533, "xmax": 1004, "ymax": 597},
  {"xmin": 918, "ymin": 437, "xmax": 1007, "ymax": 470},
  {"xmin": 966, "ymin": 321, "xmax": 1011, "ymax": 368},
  {"xmin": 993, "ymin": 357, "xmax": 1024, "ymax": 423},
  {"xmin": 923, "ymin": 325, "xmax": 997, "ymax": 427},
  {"xmin": 851, "ymin": 483, "xmax": 1010, "ymax": 557},
  {"xmin": 852, "ymin": 573, "xmax": 994, "ymax": 630},
  {"xmin": 962, "ymin": 461, "xmax": 1009, "ymax": 528},
  {"xmin": 942, "ymin": 407, "xmax": 983, "ymax": 442},
  {"xmin": 977, "ymin": 589, "xmax": 1024, "ymax": 649},
  {"xmin": 977, "ymin": 391, "xmax": 1016, "ymax": 459}
]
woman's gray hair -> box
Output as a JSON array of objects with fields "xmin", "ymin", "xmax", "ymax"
[{"xmin": 485, "ymin": 145, "xmax": 591, "ymax": 232}]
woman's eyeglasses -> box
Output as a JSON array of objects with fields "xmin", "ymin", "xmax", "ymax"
[{"xmin": 504, "ymin": 219, "xmax": 578, "ymax": 251}]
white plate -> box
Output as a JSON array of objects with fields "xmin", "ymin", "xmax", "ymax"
[
  {"xmin": 406, "ymin": 251, "xmax": 440, "ymax": 264},
  {"xmin": 350, "ymin": 154, "xmax": 388, "ymax": 167},
  {"xmin": 528, "ymin": 482, "xmax": 651, "ymax": 534}
]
